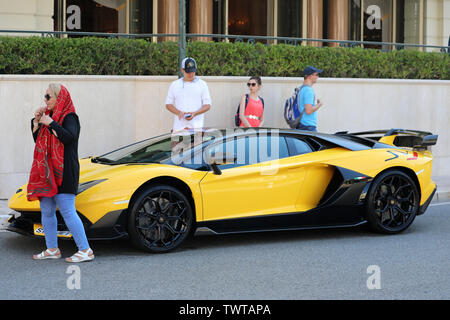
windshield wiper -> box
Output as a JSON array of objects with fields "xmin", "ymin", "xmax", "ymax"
[
  {"xmin": 113, "ymin": 160, "xmax": 159, "ymax": 165},
  {"xmin": 91, "ymin": 157, "xmax": 162, "ymax": 165},
  {"xmin": 91, "ymin": 157, "xmax": 114, "ymax": 164}
]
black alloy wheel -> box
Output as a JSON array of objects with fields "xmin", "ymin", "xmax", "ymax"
[
  {"xmin": 128, "ymin": 185, "xmax": 194, "ymax": 253},
  {"xmin": 366, "ymin": 170, "xmax": 419, "ymax": 234}
]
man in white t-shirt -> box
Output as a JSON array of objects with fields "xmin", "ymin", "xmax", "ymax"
[{"xmin": 165, "ymin": 57, "xmax": 212, "ymax": 132}]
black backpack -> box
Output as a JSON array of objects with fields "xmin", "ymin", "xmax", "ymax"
[{"xmin": 234, "ymin": 94, "xmax": 265, "ymax": 127}]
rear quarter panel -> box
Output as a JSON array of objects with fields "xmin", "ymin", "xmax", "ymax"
[{"xmin": 323, "ymin": 148, "xmax": 435, "ymax": 205}]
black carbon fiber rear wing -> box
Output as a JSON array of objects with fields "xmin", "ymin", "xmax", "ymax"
[{"xmin": 335, "ymin": 129, "xmax": 438, "ymax": 149}]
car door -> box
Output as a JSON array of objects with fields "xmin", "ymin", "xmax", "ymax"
[
  {"xmin": 199, "ymin": 133, "xmax": 318, "ymax": 222},
  {"xmin": 283, "ymin": 136, "xmax": 337, "ymax": 212}
]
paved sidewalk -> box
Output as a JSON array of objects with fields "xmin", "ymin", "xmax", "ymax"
[
  {"xmin": 0, "ymin": 200, "xmax": 13, "ymax": 230},
  {"xmin": 0, "ymin": 176, "xmax": 449, "ymax": 229},
  {"xmin": 0, "ymin": 200, "xmax": 10, "ymax": 215},
  {"xmin": 433, "ymin": 176, "xmax": 450, "ymax": 202}
]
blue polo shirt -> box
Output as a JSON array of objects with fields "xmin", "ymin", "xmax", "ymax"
[{"xmin": 298, "ymin": 85, "xmax": 317, "ymax": 127}]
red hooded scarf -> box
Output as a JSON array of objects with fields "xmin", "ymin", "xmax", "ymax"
[{"xmin": 27, "ymin": 85, "xmax": 76, "ymax": 201}]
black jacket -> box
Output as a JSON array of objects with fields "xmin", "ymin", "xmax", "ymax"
[{"xmin": 31, "ymin": 113, "xmax": 80, "ymax": 194}]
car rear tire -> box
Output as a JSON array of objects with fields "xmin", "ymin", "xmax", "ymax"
[
  {"xmin": 128, "ymin": 185, "xmax": 194, "ymax": 253},
  {"xmin": 365, "ymin": 170, "xmax": 419, "ymax": 234}
]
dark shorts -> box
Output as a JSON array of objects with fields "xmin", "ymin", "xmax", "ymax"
[{"xmin": 296, "ymin": 124, "xmax": 317, "ymax": 132}]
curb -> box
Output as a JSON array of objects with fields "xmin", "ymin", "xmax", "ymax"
[
  {"xmin": 0, "ymin": 214, "xmax": 12, "ymax": 231},
  {"xmin": 434, "ymin": 192, "xmax": 450, "ymax": 202},
  {"xmin": 0, "ymin": 200, "xmax": 13, "ymax": 230}
]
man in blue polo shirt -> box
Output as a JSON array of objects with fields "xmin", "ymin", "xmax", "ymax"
[{"xmin": 297, "ymin": 66, "xmax": 324, "ymax": 132}]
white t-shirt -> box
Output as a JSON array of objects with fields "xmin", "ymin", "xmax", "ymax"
[{"xmin": 165, "ymin": 77, "xmax": 212, "ymax": 132}]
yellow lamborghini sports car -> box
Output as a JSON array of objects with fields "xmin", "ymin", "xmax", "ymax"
[{"xmin": 8, "ymin": 128, "xmax": 438, "ymax": 253}]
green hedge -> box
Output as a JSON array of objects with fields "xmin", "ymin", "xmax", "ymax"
[{"xmin": 0, "ymin": 36, "xmax": 448, "ymax": 79}]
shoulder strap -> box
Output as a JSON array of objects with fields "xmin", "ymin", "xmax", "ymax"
[
  {"xmin": 244, "ymin": 94, "xmax": 249, "ymax": 108},
  {"xmin": 237, "ymin": 94, "xmax": 249, "ymax": 114},
  {"xmin": 297, "ymin": 85, "xmax": 308, "ymax": 102},
  {"xmin": 297, "ymin": 85, "xmax": 307, "ymax": 114}
]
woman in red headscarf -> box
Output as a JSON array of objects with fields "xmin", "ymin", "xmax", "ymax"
[{"xmin": 29, "ymin": 84, "xmax": 94, "ymax": 263}]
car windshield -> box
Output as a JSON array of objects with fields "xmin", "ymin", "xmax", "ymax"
[{"xmin": 92, "ymin": 131, "xmax": 219, "ymax": 165}]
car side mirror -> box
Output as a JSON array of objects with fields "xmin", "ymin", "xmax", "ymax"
[{"xmin": 205, "ymin": 152, "xmax": 237, "ymax": 175}]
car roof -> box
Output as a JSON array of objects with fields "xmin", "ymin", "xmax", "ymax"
[{"xmin": 178, "ymin": 128, "xmax": 379, "ymax": 152}]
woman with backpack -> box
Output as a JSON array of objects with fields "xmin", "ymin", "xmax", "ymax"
[{"xmin": 238, "ymin": 76, "xmax": 264, "ymax": 128}]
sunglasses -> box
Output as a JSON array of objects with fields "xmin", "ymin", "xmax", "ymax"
[
  {"xmin": 44, "ymin": 94, "xmax": 52, "ymax": 101},
  {"xmin": 247, "ymin": 82, "xmax": 257, "ymax": 87}
]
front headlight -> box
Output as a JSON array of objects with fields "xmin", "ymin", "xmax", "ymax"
[{"xmin": 77, "ymin": 179, "xmax": 107, "ymax": 195}]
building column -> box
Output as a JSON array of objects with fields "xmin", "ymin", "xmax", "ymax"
[
  {"xmin": 158, "ymin": 0, "xmax": 179, "ymax": 41},
  {"xmin": 424, "ymin": 0, "xmax": 449, "ymax": 51},
  {"xmin": 307, "ymin": 0, "xmax": 323, "ymax": 46},
  {"xmin": 190, "ymin": 0, "xmax": 213, "ymax": 41},
  {"xmin": 328, "ymin": 0, "xmax": 349, "ymax": 47},
  {"xmin": 0, "ymin": 0, "xmax": 53, "ymax": 34}
]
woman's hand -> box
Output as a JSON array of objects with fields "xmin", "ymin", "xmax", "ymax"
[
  {"xmin": 39, "ymin": 114, "xmax": 54, "ymax": 126},
  {"xmin": 34, "ymin": 107, "xmax": 46, "ymax": 124}
]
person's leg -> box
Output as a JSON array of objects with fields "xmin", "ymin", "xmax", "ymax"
[
  {"xmin": 39, "ymin": 196, "xmax": 58, "ymax": 250},
  {"xmin": 54, "ymin": 193, "xmax": 90, "ymax": 251},
  {"xmin": 33, "ymin": 196, "xmax": 61, "ymax": 259}
]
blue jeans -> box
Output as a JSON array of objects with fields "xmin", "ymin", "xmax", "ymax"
[
  {"xmin": 40, "ymin": 194, "xmax": 90, "ymax": 251},
  {"xmin": 296, "ymin": 123, "xmax": 317, "ymax": 132}
]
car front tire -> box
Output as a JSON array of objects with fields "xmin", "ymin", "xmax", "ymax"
[{"xmin": 128, "ymin": 185, "xmax": 194, "ymax": 253}]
